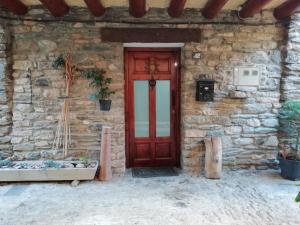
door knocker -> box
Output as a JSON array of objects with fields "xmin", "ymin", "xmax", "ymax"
[
  {"xmin": 149, "ymin": 75, "xmax": 156, "ymax": 88},
  {"xmin": 145, "ymin": 57, "xmax": 159, "ymax": 88}
]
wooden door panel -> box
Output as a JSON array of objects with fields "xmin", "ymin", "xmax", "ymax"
[
  {"xmin": 156, "ymin": 58, "xmax": 171, "ymax": 73},
  {"xmin": 125, "ymin": 48, "xmax": 180, "ymax": 168},
  {"xmin": 135, "ymin": 143, "xmax": 151, "ymax": 160},
  {"xmin": 155, "ymin": 142, "xmax": 172, "ymax": 158},
  {"xmin": 134, "ymin": 58, "xmax": 148, "ymax": 73}
]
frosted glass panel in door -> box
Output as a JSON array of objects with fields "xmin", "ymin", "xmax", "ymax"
[
  {"xmin": 156, "ymin": 80, "xmax": 170, "ymax": 137},
  {"xmin": 134, "ymin": 81, "xmax": 149, "ymax": 137}
]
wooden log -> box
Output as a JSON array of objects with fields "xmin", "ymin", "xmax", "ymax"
[
  {"xmin": 39, "ymin": 0, "xmax": 70, "ymax": 17},
  {"xmin": 99, "ymin": 126, "xmax": 112, "ymax": 181},
  {"xmin": 129, "ymin": 0, "xmax": 146, "ymax": 18},
  {"xmin": 168, "ymin": 0, "xmax": 187, "ymax": 18},
  {"xmin": 274, "ymin": 0, "xmax": 300, "ymax": 20},
  {"xmin": 84, "ymin": 0, "xmax": 105, "ymax": 17},
  {"xmin": 239, "ymin": 0, "xmax": 272, "ymax": 18},
  {"xmin": 0, "ymin": 0, "xmax": 28, "ymax": 15},
  {"xmin": 204, "ymin": 137, "xmax": 222, "ymax": 179},
  {"xmin": 202, "ymin": 0, "xmax": 229, "ymax": 19},
  {"xmin": 101, "ymin": 28, "xmax": 201, "ymax": 43},
  {"xmin": 204, "ymin": 138, "xmax": 213, "ymax": 178}
]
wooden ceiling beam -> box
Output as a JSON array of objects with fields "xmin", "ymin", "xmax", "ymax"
[
  {"xmin": 0, "ymin": 0, "xmax": 28, "ymax": 15},
  {"xmin": 129, "ymin": 0, "xmax": 146, "ymax": 18},
  {"xmin": 84, "ymin": 0, "xmax": 105, "ymax": 17},
  {"xmin": 168, "ymin": 0, "xmax": 187, "ymax": 18},
  {"xmin": 202, "ymin": 0, "xmax": 229, "ymax": 19},
  {"xmin": 39, "ymin": 0, "xmax": 69, "ymax": 17},
  {"xmin": 101, "ymin": 28, "xmax": 201, "ymax": 43},
  {"xmin": 239, "ymin": 0, "xmax": 272, "ymax": 18},
  {"xmin": 274, "ymin": 0, "xmax": 300, "ymax": 20}
]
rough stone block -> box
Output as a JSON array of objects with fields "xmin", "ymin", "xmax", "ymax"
[
  {"xmin": 13, "ymin": 143, "xmax": 35, "ymax": 152},
  {"xmin": 261, "ymin": 119, "xmax": 279, "ymax": 128},
  {"xmin": 263, "ymin": 136, "xmax": 279, "ymax": 147},
  {"xmin": 13, "ymin": 61, "xmax": 33, "ymax": 70},
  {"xmin": 233, "ymin": 138, "xmax": 253, "ymax": 146},
  {"xmin": 25, "ymin": 151, "xmax": 40, "ymax": 160},
  {"xmin": 35, "ymin": 78, "xmax": 49, "ymax": 86},
  {"xmin": 38, "ymin": 40, "xmax": 57, "ymax": 52},
  {"xmin": 229, "ymin": 91, "xmax": 247, "ymax": 99},
  {"xmin": 185, "ymin": 130, "xmax": 206, "ymax": 138},
  {"xmin": 225, "ymin": 126, "xmax": 242, "ymax": 135}
]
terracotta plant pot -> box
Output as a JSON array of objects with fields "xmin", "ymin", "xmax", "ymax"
[
  {"xmin": 278, "ymin": 154, "xmax": 300, "ymax": 180},
  {"xmin": 99, "ymin": 100, "xmax": 112, "ymax": 111}
]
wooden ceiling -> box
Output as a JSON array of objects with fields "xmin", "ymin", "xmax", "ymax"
[
  {"xmin": 19, "ymin": 0, "xmax": 286, "ymax": 9},
  {"xmin": 0, "ymin": 0, "xmax": 299, "ymax": 20}
]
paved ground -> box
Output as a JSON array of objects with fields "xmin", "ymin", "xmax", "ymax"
[{"xmin": 0, "ymin": 170, "xmax": 299, "ymax": 225}]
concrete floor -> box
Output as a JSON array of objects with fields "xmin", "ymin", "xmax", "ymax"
[{"xmin": 0, "ymin": 170, "xmax": 299, "ymax": 225}]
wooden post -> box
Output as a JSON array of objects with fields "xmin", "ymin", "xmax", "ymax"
[
  {"xmin": 84, "ymin": 0, "xmax": 105, "ymax": 17},
  {"xmin": 238, "ymin": 0, "xmax": 272, "ymax": 19},
  {"xmin": 39, "ymin": 0, "xmax": 70, "ymax": 17},
  {"xmin": 204, "ymin": 138, "xmax": 213, "ymax": 177},
  {"xmin": 168, "ymin": 0, "xmax": 187, "ymax": 18},
  {"xmin": 0, "ymin": 0, "xmax": 28, "ymax": 15},
  {"xmin": 129, "ymin": 0, "xmax": 146, "ymax": 18},
  {"xmin": 202, "ymin": 0, "xmax": 229, "ymax": 19},
  {"xmin": 99, "ymin": 126, "xmax": 112, "ymax": 181},
  {"xmin": 204, "ymin": 137, "xmax": 222, "ymax": 179},
  {"xmin": 273, "ymin": 0, "xmax": 300, "ymax": 20}
]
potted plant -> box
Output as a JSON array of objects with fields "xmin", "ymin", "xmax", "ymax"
[
  {"xmin": 278, "ymin": 100, "xmax": 300, "ymax": 180},
  {"xmin": 81, "ymin": 69, "xmax": 115, "ymax": 111}
]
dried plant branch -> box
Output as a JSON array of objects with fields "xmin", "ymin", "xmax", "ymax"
[{"xmin": 52, "ymin": 53, "xmax": 75, "ymax": 158}]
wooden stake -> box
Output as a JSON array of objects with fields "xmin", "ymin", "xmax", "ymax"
[
  {"xmin": 204, "ymin": 137, "xmax": 222, "ymax": 179},
  {"xmin": 99, "ymin": 126, "xmax": 112, "ymax": 181}
]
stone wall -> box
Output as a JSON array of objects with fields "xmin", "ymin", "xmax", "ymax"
[
  {"xmin": 0, "ymin": 7, "xmax": 288, "ymax": 175},
  {"xmin": 8, "ymin": 20, "xmax": 125, "ymax": 175},
  {"xmin": 182, "ymin": 24, "xmax": 285, "ymax": 173},
  {"xmin": 279, "ymin": 13, "xmax": 300, "ymax": 150},
  {"xmin": 0, "ymin": 22, "xmax": 13, "ymax": 160}
]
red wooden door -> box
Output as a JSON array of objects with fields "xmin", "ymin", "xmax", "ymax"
[{"xmin": 125, "ymin": 48, "xmax": 181, "ymax": 168}]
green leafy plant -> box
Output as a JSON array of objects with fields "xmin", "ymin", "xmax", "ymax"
[
  {"xmin": 296, "ymin": 184, "xmax": 300, "ymax": 204},
  {"xmin": 52, "ymin": 54, "xmax": 65, "ymax": 69},
  {"xmin": 296, "ymin": 191, "xmax": 300, "ymax": 203},
  {"xmin": 279, "ymin": 100, "xmax": 300, "ymax": 161},
  {"xmin": 81, "ymin": 69, "xmax": 115, "ymax": 100},
  {"xmin": 79, "ymin": 156, "xmax": 89, "ymax": 167}
]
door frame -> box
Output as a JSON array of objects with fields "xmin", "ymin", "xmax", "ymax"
[{"xmin": 124, "ymin": 47, "xmax": 181, "ymax": 168}]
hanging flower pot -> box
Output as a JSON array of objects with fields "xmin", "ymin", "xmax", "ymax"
[
  {"xmin": 81, "ymin": 69, "xmax": 115, "ymax": 112},
  {"xmin": 99, "ymin": 99, "xmax": 112, "ymax": 111}
]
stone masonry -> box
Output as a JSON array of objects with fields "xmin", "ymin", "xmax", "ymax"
[
  {"xmin": 0, "ymin": 22, "xmax": 13, "ymax": 160},
  {"xmin": 279, "ymin": 12, "xmax": 300, "ymax": 151},
  {"xmin": 0, "ymin": 6, "xmax": 294, "ymax": 175},
  {"xmin": 8, "ymin": 22, "xmax": 125, "ymax": 175}
]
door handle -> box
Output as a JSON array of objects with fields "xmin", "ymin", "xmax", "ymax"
[{"xmin": 172, "ymin": 90, "xmax": 176, "ymax": 109}]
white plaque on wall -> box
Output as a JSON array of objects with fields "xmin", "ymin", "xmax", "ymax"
[{"xmin": 234, "ymin": 66, "xmax": 261, "ymax": 86}]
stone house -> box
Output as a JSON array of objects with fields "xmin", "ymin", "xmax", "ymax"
[{"xmin": 0, "ymin": 0, "xmax": 299, "ymax": 176}]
